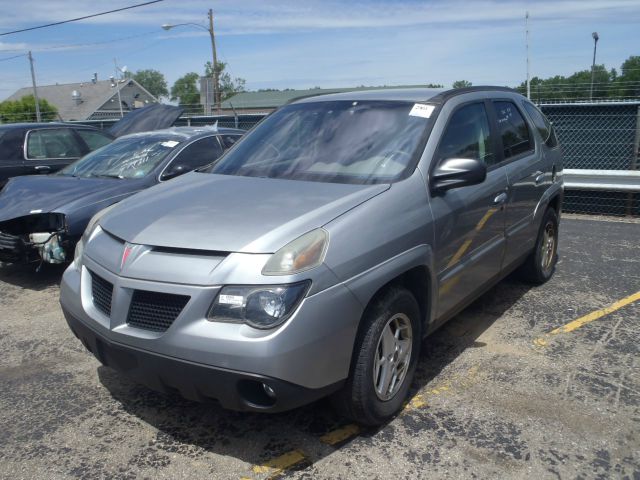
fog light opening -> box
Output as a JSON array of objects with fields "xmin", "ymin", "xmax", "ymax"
[{"xmin": 237, "ymin": 379, "xmax": 277, "ymax": 408}]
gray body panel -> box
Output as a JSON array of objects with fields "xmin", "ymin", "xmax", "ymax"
[{"xmin": 60, "ymin": 87, "xmax": 564, "ymax": 402}]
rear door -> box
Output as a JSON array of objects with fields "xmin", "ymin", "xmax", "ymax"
[
  {"xmin": 0, "ymin": 128, "xmax": 26, "ymax": 187},
  {"xmin": 430, "ymin": 101, "xmax": 508, "ymax": 319},
  {"xmin": 489, "ymin": 100, "xmax": 545, "ymax": 267},
  {"xmin": 24, "ymin": 127, "xmax": 84, "ymax": 175}
]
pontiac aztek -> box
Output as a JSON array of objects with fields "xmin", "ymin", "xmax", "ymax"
[{"xmin": 60, "ymin": 87, "xmax": 563, "ymax": 425}]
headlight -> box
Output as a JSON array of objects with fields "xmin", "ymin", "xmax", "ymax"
[
  {"xmin": 262, "ymin": 229, "xmax": 328, "ymax": 275},
  {"xmin": 73, "ymin": 237, "xmax": 84, "ymax": 270},
  {"xmin": 208, "ymin": 281, "xmax": 310, "ymax": 329},
  {"xmin": 73, "ymin": 203, "xmax": 118, "ymax": 270}
]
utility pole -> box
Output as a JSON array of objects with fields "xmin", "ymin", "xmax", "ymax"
[
  {"xmin": 208, "ymin": 8, "xmax": 220, "ymax": 113},
  {"xmin": 28, "ymin": 51, "xmax": 41, "ymax": 122},
  {"xmin": 590, "ymin": 32, "xmax": 599, "ymax": 101},
  {"xmin": 113, "ymin": 58, "xmax": 124, "ymax": 118},
  {"xmin": 525, "ymin": 12, "xmax": 531, "ymax": 100}
]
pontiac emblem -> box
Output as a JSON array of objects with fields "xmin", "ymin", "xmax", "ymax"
[{"xmin": 120, "ymin": 243, "xmax": 134, "ymax": 271}]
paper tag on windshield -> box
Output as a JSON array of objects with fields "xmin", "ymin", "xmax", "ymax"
[
  {"xmin": 161, "ymin": 140, "xmax": 179, "ymax": 148},
  {"xmin": 409, "ymin": 104, "xmax": 435, "ymax": 118}
]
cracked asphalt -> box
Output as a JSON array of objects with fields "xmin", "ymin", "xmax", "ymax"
[{"xmin": 0, "ymin": 215, "xmax": 639, "ymax": 479}]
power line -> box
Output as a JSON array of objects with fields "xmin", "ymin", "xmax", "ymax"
[
  {"xmin": 0, "ymin": 53, "xmax": 27, "ymax": 62},
  {"xmin": 0, "ymin": 0, "xmax": 165, "ymax": 36}
]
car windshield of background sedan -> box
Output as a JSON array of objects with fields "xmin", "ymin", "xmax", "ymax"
[
  {"xmin": 209, "ymin": 100, "xmax": 432, "ymax": 184},
  {"xmin": 57, "ymin": 134, "xmax": 184, "ymax": 179}
]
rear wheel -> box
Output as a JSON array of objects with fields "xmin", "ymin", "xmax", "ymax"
[
  {"xmin": 519, "ymin": 207, "xmax": 559, "ymax": 284},
  {"xmin": 332, "ymin": 286, "xmax": 421, "ymax": 426}
]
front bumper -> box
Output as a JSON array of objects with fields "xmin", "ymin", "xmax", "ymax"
[
  {"xmin": 59, "ymin": 252, "xmax": 364, "ymax": 410},
  {"xmin": 63, "ymin": 308, "xmax": 341, "ymax": 412}
]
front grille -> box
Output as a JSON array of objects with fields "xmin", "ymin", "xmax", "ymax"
[
  {"xmin": 90, "ymin": 270, "xmax": 113, "ymax": 317},
  {"xmin": 0, "ymin": 231, "xmax": 27, "ymax": 262},
  {"xmin": 127, "ymin": 290, "xmax": 190, "ymax": 332}
]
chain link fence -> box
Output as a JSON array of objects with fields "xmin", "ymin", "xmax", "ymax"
[{"xmin": 539, "ymin": 102, "xmax": 640, "ymax": 216}]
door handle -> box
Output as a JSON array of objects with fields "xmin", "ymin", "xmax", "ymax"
[
  {"xmin": 34, "ymin": 165, "xmax": 51, "ymax": 172},
  {"xmin": 493, "ymin": 192, "xmax": 508, "ymax": 205},
  {"xmin": 534, "ymin": 170, "xmax": 545, "ymax": 185}
]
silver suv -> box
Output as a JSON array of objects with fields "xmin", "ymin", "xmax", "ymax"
[{"xmin": 60, "ymin": 87, "xmax": 563, "ymax": 425}]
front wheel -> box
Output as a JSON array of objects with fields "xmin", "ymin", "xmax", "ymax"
[
  {"xmin": 519, "ymin": 207, "xmax": 559, "ymax": 284},
  {"xmin": 332, "ymin": 287, "xmax": 421, "ymax": 426}
]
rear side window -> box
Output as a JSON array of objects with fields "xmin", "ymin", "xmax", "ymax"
[
  {"xmin": 522, "ymin": 102, "xmax": 558, "ymax": 148},
  {"xmin": 220, "ymin": 134, "xmax": 241, "ymax": 150},
  {"xmin": 26, "ymin": 129, "xmax": 82, "ymax": 159},
  {"xmin": 169, "ymin": 136, "xmax": 224, "ymax": 171},
  {"xmin": 493, "ymin": 101, "xmax": 533, "ymax": 159},
  {"xmin": 437, "ymin": 102, "xmax": 496, "ymax": 166},
  {"xmin": 0, "ymin": 129, "xmax": 25, "ymax": 161},
  {"xmin": 76, "ymin": 129, "xmax": 112, "ymax": 151}
]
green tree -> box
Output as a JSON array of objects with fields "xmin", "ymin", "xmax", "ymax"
[
  {"xmin": 204, "ymin": 61, "xmax": 246, "ymax": 101},
  {"xmin": 132, "ymin": 69, "xmax": 169, "ymax": 99},
  {"xmin": 0, "ymin": 95, "xmax": 58, "ymax": 123},
  {"xmin": 615, "ymin": 56, "xmax": 640, "ymax": 98},
  {"xmin": 170, "ymin": 72, "xmax": 200, "ymax": 110},
  {"xmin": 452, "ymin": 80, "xmax": 472, "ymax": 88}
]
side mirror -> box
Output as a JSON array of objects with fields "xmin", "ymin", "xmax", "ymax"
[
  {"xmin": 162, "ymin": 163, "xmax": 189, "ymax": 180},
  {"xmin": 431, "ymin": 157, "xmax": 487, "ymax": 192}
]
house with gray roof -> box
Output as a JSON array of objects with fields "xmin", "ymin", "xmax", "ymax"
[{"xmin": 4, "ymin": 77, "xmax": 159, "ymax": 121}]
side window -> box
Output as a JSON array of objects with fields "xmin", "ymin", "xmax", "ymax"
[
  {"xmin": 437, "ymin": 103, "xmax": 496, "ymax": 166},
  {"xmin": 169, "ymin": 136, "xmax": 224, "ymax": 171},
  {"xmin": 26, "ymin": 129, "xmax": 82, "ymax": 159},
  {"xmin": 221, "ymin": 134, "xmax": 242, "ymax": 150},
  {"xmin": 522, "ymin": 102, "xmax": 558, "ymax": 148},
  {"xmin": 76, "ymin": 129, "xmax": 112, "ymax": 151},
  {"xmin": 493, "ymin": 101, "xmax": 533, "ymax": 159}
]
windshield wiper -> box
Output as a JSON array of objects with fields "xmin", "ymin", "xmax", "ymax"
[{"xmin": 89, "ymin": 173, "xmax": 123, "ymax": 179}]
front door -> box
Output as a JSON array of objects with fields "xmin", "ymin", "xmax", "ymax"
[
  {"xmin": 430, "ymin": 101, "xmax": 508, "ymax": 319},
  {"xmin": 489, "ymin": 100, "xmax": 545, "ymax": 267}
]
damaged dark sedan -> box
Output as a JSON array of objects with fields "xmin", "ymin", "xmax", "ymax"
[{"xmin": 0, "ymin": 126, "xmax": 244, "ymax": 266}]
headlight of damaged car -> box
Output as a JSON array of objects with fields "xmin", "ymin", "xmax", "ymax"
[
  {"xmin": 262, "ymin": 229, "xmax": 328, "ymax": 275},
  {"xmin": 208, "ymin": 281, "xmax": 310, "ymax": 329},
  {"xmin": 73, "ymin": 203, "xmax": 118, "ymax": 270}
]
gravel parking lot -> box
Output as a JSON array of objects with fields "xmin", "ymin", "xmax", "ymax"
[{"xmin": 1, "ymin": 215, "xmax": 638, "ymax": 480}]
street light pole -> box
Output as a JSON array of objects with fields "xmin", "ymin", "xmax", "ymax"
[
  {"xmin": 161, "ymin": 11, "xmax": 221, "ymax": 114},
  {"xmin": 590, "ymin": 32, "xmax": 599, "ymax": 101},
  {"xmin": 525, "ymin": 11, "xmax": 530, "ymax": 100}
]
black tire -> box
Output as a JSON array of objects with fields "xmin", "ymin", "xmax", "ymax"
[
  {"xmin": 331, "ymin": 286, "xmax": 421, "ymax": 426},
  {"xmin": 519, "ymin": 207, "xmax": 559, "ymax": 284}
]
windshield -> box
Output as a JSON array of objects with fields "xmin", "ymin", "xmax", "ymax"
[
  {"xmin": 209, "ymin": 100, "xmax": 432, "ymax": 184},
  {"xmin": 58, "ymin": 135, "xmax": 183, "ymax": 179}
]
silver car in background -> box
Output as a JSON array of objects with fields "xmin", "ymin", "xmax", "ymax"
[{"xmin": 60, "ymin": 87, "xmax": 563, "ymax": 425}]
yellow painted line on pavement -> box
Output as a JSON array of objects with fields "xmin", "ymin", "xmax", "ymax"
[
  {"xmin": 319, "ymin": 423, "xmax": 360, "ymax": 445},
  {"xmin": 534, "ymin": 290, "xmax": 640, "ymax": 347},
  {"xmin": 251, "ymin": 449, "xmax": 307, "ymax": 478}
]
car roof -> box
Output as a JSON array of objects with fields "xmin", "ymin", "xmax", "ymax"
[
  {"xmin": 117, "ymin": 126, "xmax": 245, "ymax": 141},
  {"xmin": 0, "ymin": 122, "xmax": 99, "ymax": 131},
  {"xmin": 291, "ymin": 86, "xmax": 518, "ymax": 105}
]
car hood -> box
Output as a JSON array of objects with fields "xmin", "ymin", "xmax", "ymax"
[
  {"xmin": 100, "ymin": 173, "xmax": 390, "ymax": 253},
  {"xmin": 107, "ymin": 104, "xmax": 183, "ymax": 138},
  {"xmin": 0, "ymin": 175, "xmax": 146, "ymax": 222}
]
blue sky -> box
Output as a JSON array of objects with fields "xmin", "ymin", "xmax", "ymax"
[{"xmin": 1, "ymin": 0, "xmax": 639, "ymax": 100}]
